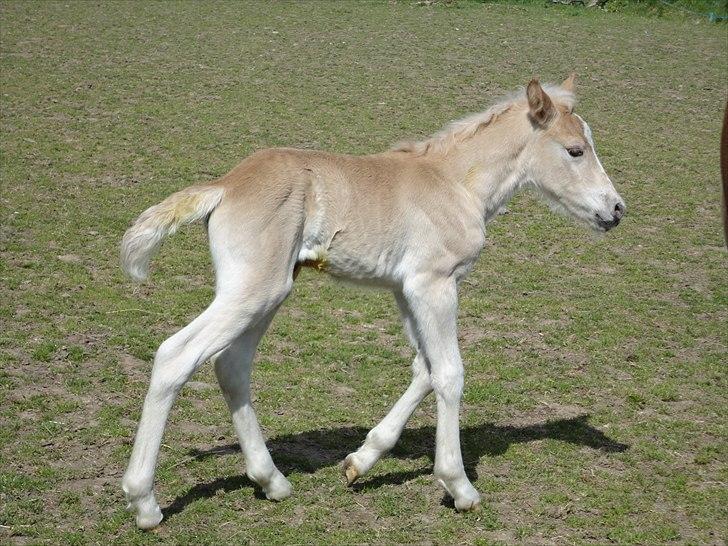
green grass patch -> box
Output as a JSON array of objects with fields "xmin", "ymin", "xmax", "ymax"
[{"xmin": 1, "ymin": 1, "xmax": 726, "ymax": 544}]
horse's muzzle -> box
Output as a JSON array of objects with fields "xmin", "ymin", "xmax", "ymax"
[{"xmin": 596, "ymin": 201, "xmax": 625, "ymax": 231}]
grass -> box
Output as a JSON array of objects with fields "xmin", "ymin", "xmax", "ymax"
[{"xmin": 1, "ymin": 1, "xmax": 726, "ymax": 544}]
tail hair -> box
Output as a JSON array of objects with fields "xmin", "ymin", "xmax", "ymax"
[{"xmin": 120, "ymin": 185, "xmax": 224, "ymax": 281}]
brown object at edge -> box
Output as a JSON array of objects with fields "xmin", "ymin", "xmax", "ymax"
[{"xmin": 722, "ymin": 101, "xmax": 728, "ymax": 248}]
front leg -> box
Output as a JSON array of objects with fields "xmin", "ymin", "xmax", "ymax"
[
  {"xmin": 343, "ymin": 351, "xmax": 432, "ymax": 484},
  {"xmin": 402, "ymin": 274, "xmax": 480, "ymax": 511},
  {"xmin": 343, "ymin": 292, "xmax": 432, "ymax": 484}
]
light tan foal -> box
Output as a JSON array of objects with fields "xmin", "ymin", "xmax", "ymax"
[{"xmin": 120, "ymin": 76, "xmax": 625, "ymax": 529}]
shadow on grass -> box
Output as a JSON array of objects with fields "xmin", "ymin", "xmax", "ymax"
[{"xmin": 164, "ymin": 414, "xmax": 627, "ymax": 520}]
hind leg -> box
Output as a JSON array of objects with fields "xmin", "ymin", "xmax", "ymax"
[
  {"xmin": 121, "ymin": 276, "xmax": 292, "ymax": 529},
  {"xmin": 212, "ymin": 309, "xmax": 292, "ymax": 501}
]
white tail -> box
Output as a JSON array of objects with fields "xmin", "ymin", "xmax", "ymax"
[{"xmin": 120, "ymin": 185, "xmax": 225, "ymax": 281}]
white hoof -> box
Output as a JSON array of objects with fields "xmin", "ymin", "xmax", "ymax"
[
  {"xmin": 263, "ymin": 472, "xmax": 293, "ymax": 501},
  {"xmin": 454, "ymin": 494, "xmax": 481, "ymax": 512},
  {"xmin": 437, "ymin": 476, "xmax": 481, "ymax": 512},
  {"xmin": 125, "ymin": 492, "xmax": 163, "ymax": 530},
  {"xmin": 123, "ymin": 478, "xmax": 163, "ymax": 530},
  {"xmin": 135, "ymin": 504, "xmax": 163, "ymax": 530}
]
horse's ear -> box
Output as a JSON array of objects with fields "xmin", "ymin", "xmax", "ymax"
[
  {"xmin": 527, "ymin": 79, "xmax": 555, "ymax": 126},
  {"xmin": 561, "ymin": 73, "xmax": 576, "ymax": 93}
]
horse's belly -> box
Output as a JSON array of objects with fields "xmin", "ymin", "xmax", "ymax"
[{"xmin": 297, "ymin": 237, "xmax": 400, "ymax": 287}]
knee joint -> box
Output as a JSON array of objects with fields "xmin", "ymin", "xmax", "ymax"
[
  {"xmin": 150, "ymin": 339, "xmax": 197, "ymax": 394},
  {"xmin": 431, "ymin": 369, "xmax": 464, "ymax": 400},
  {"xmin": 155, "ymin": 337, "xmax": 182, "ymax": 365}
]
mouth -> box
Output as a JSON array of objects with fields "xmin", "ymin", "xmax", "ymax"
[
  {"xmin": 533, "ymin": 186, "xmax": 624, "ymax": 233},
  {"xmin": 595, "ymin": 214, "xmax": 620, "ymax": 232}
]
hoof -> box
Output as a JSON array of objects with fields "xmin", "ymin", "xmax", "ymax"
[
  {"xmin": 436, "ymin": 476, "xmax": 481, "ymax": 512},
  {"xmin": 342, "ymin": 456, "xmax": 360, "ymax": 486},
  {"xmin": 135, "ymin": 506, "xmax": 163, "ymax": 530},
  {"xmin": 454, "ymin": 496, "xmax": 481, "ymax": 512},
  {"xmin": 123, "ymin": 480, "xmax": 163, "ymax": 530},
  {"xmin": 264, "ymin": 473, "xmax": 293, "ymax": 501}
]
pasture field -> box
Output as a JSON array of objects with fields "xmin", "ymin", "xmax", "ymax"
[{"xmin": 1, "ymin": 1, "xmax": 726, "ymax": 544}]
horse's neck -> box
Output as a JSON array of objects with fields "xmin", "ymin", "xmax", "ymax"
[{"xmin": 444, "ymin": 122, "xmax": 530, "ymax": 222}]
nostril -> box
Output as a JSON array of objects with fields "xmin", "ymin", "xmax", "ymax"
[{"xmin": 613, "ymin": 202, "xmax": 625, "ymax": 219}]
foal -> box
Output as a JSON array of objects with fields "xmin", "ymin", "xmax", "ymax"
[{"xmin": 121, "ymin": 77, "xmax": 625, "ymax": 528}]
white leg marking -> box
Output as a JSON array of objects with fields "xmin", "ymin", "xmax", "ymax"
[
  {"xmin": 122, "ymin": 280, "xmax": 291, "ymax": 529},
  {"xmin": 344, "ymin": 293, "xmax": 433, "ymax": 483},
  {"xmin": 213, "ymin": 311, "xmax": 292, "ymax": 501},
  {"xmin": 402, "ymin": 275, "xmax": 480, "ymax": 511}
]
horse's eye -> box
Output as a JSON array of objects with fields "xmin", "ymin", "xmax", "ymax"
[{"xmin": 567, "ymin": 147, "xmax": 584, "ymax": 157}]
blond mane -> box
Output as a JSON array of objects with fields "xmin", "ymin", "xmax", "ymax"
[{"xmin": 392, "ymin": 84, "xmax": 575, "ymax": 156}]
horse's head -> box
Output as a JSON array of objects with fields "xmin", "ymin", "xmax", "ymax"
[{"xmin": 523, "ymin": 75, "xmax": 625, "ymax": 232}]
